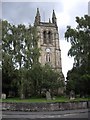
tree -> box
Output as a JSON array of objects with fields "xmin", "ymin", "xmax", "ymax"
[
  {"xmin": 65, "ymin": 15, "xmax": 90, "ymax": 96},
  {"xmin": 41, "ymin": 64, "xmax": 65, "ymax": 97},
  {"xmin": 2, "ymin": 20, "xmax": 40, "ymax": 98},
  {"xmin": 28, "ymin": 63, "xmax": 64, "ymax": 97},
  {"xmin": 2, "ymin": 20, "xmax": 15, "ymax": 96}
]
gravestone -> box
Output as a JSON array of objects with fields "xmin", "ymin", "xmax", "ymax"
[
  {"xmin": 46, "ymin": 91, "xmax": 51, "ymax": 100},
  {"xmin": 52, "ymin": 96, "xmax": 56, "ymax": 100},
  {"xmin": 21, "ymin": 94, "xmax": 25, "ymax": 99},
  {"xmin": 69, "ymin": 90, "xmax": 75, "ymax": 100},
  {"xmin": 1, "ymin": 93, "xmax": 6, "ymax": 99}
]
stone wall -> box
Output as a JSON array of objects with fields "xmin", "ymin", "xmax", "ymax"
[{"xmin": 2, "ymin": 101, "xmax": 90, "ymax": 112}]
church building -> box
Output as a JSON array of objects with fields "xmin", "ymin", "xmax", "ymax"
[{"xmin": 34, "ymin": 8, "xmax": 64, "ymax": 82}]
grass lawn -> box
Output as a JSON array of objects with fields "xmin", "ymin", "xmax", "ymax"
[{"xmin": 2, "ymin": 96, "xmax": 90, "ymax": 103}]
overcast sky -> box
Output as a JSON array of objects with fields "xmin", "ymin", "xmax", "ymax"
[{"xmin": 2, "ymin": 0, "xmax": 89, "ymax": 79}]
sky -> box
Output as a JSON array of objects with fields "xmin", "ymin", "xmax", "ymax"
[{"xmin": 1, "ymin": 0, "xmax": 89, "ymax": 79}]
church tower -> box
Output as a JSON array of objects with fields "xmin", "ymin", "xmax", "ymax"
[{"xmin": 34, "ymin": 8, "xmax": 64, "ymax": 81}]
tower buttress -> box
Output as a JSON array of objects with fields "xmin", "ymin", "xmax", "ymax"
[
  {"xmin": 52, "ymin": 10, "xmax": 57, "ymax": 26},
  {"xmin": 34, "ymin": 8, "xmax": 41, "ymax": 26},
  {"xmin": 49, "ymin": 18, "xmax": 51, "ymax": 23}
]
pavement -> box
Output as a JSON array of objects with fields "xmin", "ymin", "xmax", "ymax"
[{"xmin": 1, "ymin": 109, "xmax": 90, "ymax": 120}]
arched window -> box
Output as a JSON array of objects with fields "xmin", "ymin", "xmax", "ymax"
[
  {"xmin": 46, "ymin": 54, "xmax": 48, "ymax": 62},
  {"xmin": 46, "ymin": 53, "xmax": 50, "ymax": 62},
  {"xmin": 43, "ymin": 31, "xmax": 47, "ymax": 44},
  {"xmin": 49, "ymin": 54, "xmax": 50, "ymax": 62},
  {"xmin": 48, "ymin": 31, "xmax": 52, "ymax": 44}
]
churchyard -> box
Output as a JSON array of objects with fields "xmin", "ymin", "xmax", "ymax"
[{"xmin": 2, "ymin": 96, "xmax": 89, "ymax": 103}]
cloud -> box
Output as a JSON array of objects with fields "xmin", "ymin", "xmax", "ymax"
[
  {"xmin": 57, "ymin": 0, "xmax": 88, "ymax": 28},
  {"xmin": 0, "ymin": 2, "xmax": 2, "ymax": 19},
  {"xmin": 2, "ymin": 2, "xmax": 63, "ymax": 24},
  {"xmin": 60, "ymin": 40, "xmax": 74, "ymax": 79},
  {"xmin": 2, "ymin": 2, "xmax": 35, "ymax": 24}
]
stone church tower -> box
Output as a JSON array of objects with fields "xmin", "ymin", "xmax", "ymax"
[{"xmin": 34, "ymin": 8, "xmax": 64, "ymax": 83}]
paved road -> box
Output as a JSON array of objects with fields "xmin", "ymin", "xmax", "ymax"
[{"xmin": 2, "ymin": 109, "xmax": 89, "ymax": 120}]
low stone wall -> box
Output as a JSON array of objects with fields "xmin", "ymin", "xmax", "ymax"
[{"xmin": 2, "ymin": 101, "xmax": 90, "ymax": 112}]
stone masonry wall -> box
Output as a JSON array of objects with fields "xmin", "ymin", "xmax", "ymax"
[{"xmin": 2, "ymin": 101, "xmax": 90, "ymax": 112}]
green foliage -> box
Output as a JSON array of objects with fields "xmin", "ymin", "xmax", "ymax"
[
  {"xmin": 65, "ymin": 15, "xmax": 90, "ymax": 70},
  {"xmin": 41, "ymin": 64, "xmax": 64, "ymax": 97},
  {"xmin": 2, "ymin": 20, "xmax": 40, "ymax": 98},
  {"xmin": 65, "ymin": 15, "xmax": 90, "ymax": 96}
]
